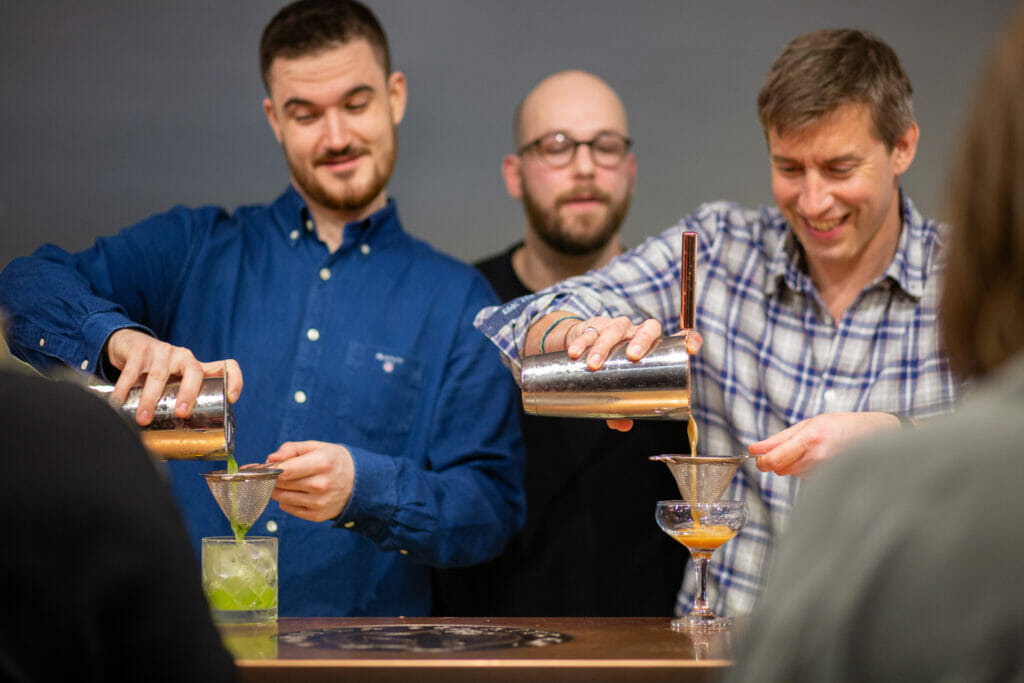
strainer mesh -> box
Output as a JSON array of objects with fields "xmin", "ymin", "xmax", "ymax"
[
  {"xmin": 649, "ymin": 455, "xmax": 745, "ymax": 504},
  {"xmin": 202, "ymin": 468, "xmax": 281, "ymax": 527}
]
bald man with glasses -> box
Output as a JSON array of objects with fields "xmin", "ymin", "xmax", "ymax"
[{"xmin": 432, "ymin": 70, "xmax": 685, "ymax": 617}]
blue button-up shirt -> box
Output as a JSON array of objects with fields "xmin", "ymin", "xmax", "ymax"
[
  {"xmin": 475, "ymin": 194, "xmax": 957, "ymax": 618},
  {"xmin": 0, "ymin": 187, "xmax": 525, "ymax": 616}
]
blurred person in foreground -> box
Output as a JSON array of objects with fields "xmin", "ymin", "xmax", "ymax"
[
  {"xmin": 0, "ymin": 0, "xmax": 524, "ymax": 617},
  {"xmin": 727, "ymin": 7, "xmax": 1024, "ymax": 681},
  {"xmin": 1, "ymin": 336, "xmax": 235, "ymax": 681},
  {"xmin": 474, "ymin": 29, "xmax": 957, "ymax": 618},
  {"xmin": 433, "ymin": 71, "xmax": 684, "ymax": 616}
]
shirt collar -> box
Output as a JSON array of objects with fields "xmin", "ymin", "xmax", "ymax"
[
  {"xmin": 764, "ymin": 190, "xmax": 928, "ymax": 299},
  {"xmin": 270, "ymin": 186, "xmax": 402, "ymax": 250}
]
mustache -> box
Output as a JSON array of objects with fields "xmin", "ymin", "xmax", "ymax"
[
  {"xmin": 556, "ymin": 184, "xmax": 611, "ymax": 206},
  {"xmin": 315, "ymin": 146, "xmax": 365, "ymax": 165}
]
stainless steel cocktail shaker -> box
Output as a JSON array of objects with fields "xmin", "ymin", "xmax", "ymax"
[
  {"xmin": 519, "ymin": 231, "xmax": 697, "ymax": 421},
  {"xmin": 520, "ymin": 334, "xmax": 690, "ymax": 420},
  {"xmin": 90, "ymin": 376, "xmax": 234, "ymax": 460}
]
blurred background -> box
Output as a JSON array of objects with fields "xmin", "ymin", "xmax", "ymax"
[{"xmin": 0, "ymin": 1, "xmax": 1015, "ymax": 268}]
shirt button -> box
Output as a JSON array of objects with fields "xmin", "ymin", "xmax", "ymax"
[
  {"xmin": 823, "ymin": 389, "xmax": 837, "ymax": 404},
  {"xmin": 39, "ymin": 337, "xmax": 45, "ymax": 347},
  {"xmin": 360, "ymin": 243, "xmax": 371, "ymax": 255},
  {"xmin": 399, "ymin": 549, "xmax": 409, "ymax": 555},
  {"xmin": 306, "ymin": 328, "xmax": 320, "ymax": 342},
  {"xmin": 80, "ymin": 360, "xmax": 89, "ymax": 371},
  {"xmin": 289, "ymin": 229, "xmax": 300, "ymax": 241},
  {"xmin": 294, "ymin": 390, "xmax": 307, "ymax": 404},
  {"xmin": 319, "ymin": 268, "xmax": 331, "ymax": 281},
  {"xmin": 266, "ymin": 520, "xmax": 278, "ymax": 533},
  {"xmin": 343, "ymin": 521, "xmax": 355, "ymax": 529},
  {"xmin": 305, "ymin": 219, "xmax": 315, "ymax": 232}
]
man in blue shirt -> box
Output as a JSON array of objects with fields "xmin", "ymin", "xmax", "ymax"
[{"xmin": 0, "ymin": 0, "xmax": 525, "ymax": 617}]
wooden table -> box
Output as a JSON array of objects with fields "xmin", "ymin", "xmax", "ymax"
[{"xmin": 228, "ymin": 617, "xmax": 736, "ymax": 682}]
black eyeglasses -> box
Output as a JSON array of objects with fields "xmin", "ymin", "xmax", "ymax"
[{"xmin": 517, "ymin": 131, "xmax": 632, "ymax": 168}]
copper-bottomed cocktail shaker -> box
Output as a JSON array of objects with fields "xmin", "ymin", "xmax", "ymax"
[
  {"xmin": 90, "ymin": 376, "xmax": 234, "ymax": 460},
  {"xmin": 519, "ymin": 231, "xmax": 697, "ymax": 421}
]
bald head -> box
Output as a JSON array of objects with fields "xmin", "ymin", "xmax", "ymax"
[
  {"xmin": 504, "ymin": 70, "xmax": 635, "ymax": 264},
  {"xmin": 514, "ymin": 70, "xmax": 629, "ymax": 146}
]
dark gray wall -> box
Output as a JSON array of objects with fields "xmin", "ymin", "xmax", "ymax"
[{"xmin": 1, "ymin": 1, "xmax": 1016, "ymax": 269}]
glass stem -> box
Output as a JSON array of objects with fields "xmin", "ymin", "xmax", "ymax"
[{"xmin": 691, "ymin": 554, "xmax": 712, "ymax": 616}]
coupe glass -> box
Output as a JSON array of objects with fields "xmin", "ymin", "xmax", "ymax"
[{"xmin": 655, "ymin": 500, "xmax": 747, "ymax": 631}]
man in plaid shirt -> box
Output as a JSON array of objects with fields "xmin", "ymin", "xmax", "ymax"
[{"xmin": 474, "ymin": 29, "xmax": 958, "ymax": 617}]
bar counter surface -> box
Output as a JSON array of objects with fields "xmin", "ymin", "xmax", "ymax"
[{"xmin": 227, "ymin": 617, "xmax": 736, "ymax": 682}]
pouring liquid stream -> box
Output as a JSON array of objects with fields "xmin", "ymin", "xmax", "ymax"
[
  {"xmin": 687, "ymin": 415, "xmax": 700, "ymax": 527},
  {"xmin": 225, "ymin": 454, "xmax": 249, "ymax": 543}
]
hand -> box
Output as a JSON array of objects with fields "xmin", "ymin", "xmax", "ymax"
[
  {"xmin": 562, "ymin": 315, "xmax": 665, "ymax": 370},
  {"xmin": 748, "ymin": 411, "xmax": 902, "ymax": 477},
  {"xmin": 266, "ymin": 441, "xmax": 354, "ymax": 523},
  {"xmin": 104, "ymin": 329, "xmax": 243, "ymax": 426},
  {"xmin": 595, "ymin": 327, "xmax": 703, "ymax": 432}
]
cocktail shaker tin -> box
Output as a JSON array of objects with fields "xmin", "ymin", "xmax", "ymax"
[
  {"xmin": 90, "ymin": 376, "xmax": 234, "ymax": 460},
  {"xmin": 520, "ymin": 335, "xmax": 690, "ymax": 420}
]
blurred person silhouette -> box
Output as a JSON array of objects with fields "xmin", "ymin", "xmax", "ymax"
[
  {"xmin": 727, "ymin": 7, "xmax": 1024, "ymax": 681},
  {"xmin": 1, "ymin": 333, "xmax": 236, "ymax": 681},
  {"xmin": 433, "ymin": 71, "xmax": 683, "ymax": 616}
]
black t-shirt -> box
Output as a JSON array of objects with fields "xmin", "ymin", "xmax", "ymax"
[
  {"xmin": 1, "ymin": 368, "xmax": 236, "ymax": 682},
  {"xmin": 432, "ymin": 244, "xmax": 687, "ymax": 616}
]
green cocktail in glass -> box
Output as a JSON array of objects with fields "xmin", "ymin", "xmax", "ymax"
[{"xmin": 202, "ymin": 536, "xmax": 278, "ymax": 625}]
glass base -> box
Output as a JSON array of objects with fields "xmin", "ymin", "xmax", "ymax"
[
  {"xmin": 211, "ymin": 607, "xmax": 277, "ymax": 625},
  {"xmin": 670, "ymin": 614, "xmax": 733, "ymax": 631}
]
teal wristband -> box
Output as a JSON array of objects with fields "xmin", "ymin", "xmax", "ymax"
[{"xmin": 539, "ymin": 315, "xmax": 584, "ymax": 354}]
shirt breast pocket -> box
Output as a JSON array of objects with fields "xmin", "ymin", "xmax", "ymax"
[{"xmin": 336, "ymin": 341, "xmax": 425, "ymax": 456}]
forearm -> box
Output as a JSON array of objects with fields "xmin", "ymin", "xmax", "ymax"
[{"xmin": 0, "ymin": 248, "xmax": 152, "ymax": 376}]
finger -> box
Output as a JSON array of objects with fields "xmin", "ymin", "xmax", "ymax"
[
  {"xmin": 135, "ymin": 361, "xmax": 173, "ymax": 426},
  {"xmin": 748, "ymin": 420, "xmax": 805, "ymax": 454},
  {"xmin": 266, "ymin": 440, "xmax": 325, "ymax": 467},
  {"xmin": 271, "ymin": 493, "xmax": 314, "ymax": 520},
  {"xmin": 606, "ymin": 418, "xmax": 634, "ymax": 432},
  {"xmin": 684, "ymin": 330, "xmax": 703, "ymax": 355},
  {"xmin": 585, "ymin": 316, "xmax": 632, "ymax": 370},
  {"xmin": 274, "ymin": 454, "xmax": 328, "ymax": 482},
  {"xmin": 624, "ymin": 319, "xmax": 664, "ymax": 361},
  {"xmin": 565, "ymin": 320, "xmax": 597, "ymax": 359},
  {"xmin": 110, "ymin": 362, "xmax": 143, "ymax": 407},
  {"xmin": 175, "ymin": 362, "xmax": 205, "ymax": 418},
  {"xmin": 223, "ymin": 360, "xmax": 244, "ymax": 402},
  {"xmin": 756, "ymin": 440, "xmax": 803, "ymax": 474}
]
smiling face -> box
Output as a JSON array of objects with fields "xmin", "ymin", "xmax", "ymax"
[
  {"xmin": 503, "ymin": 71, "xmax": 636, "ymax": 256},
  {"xmin": 769, "ymin": 103, "xmax": 918, "ymax": 287},
  {"xmin": 262, "ymin": 39, "xmax": 406, "ymax": 222}
]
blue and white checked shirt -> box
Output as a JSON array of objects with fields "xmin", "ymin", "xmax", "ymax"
[{"xmin": 474, "ymin": 194, "xmax": 958, "ymax": 617}]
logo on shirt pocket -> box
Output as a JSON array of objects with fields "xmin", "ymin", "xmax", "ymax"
[
  {"xmin": 374, "ymin": 352, "xmax": 405, "ymax": 374},
  {"xmin": 337, "ymin": 342, "xmax": 425, "ymax": 455}
]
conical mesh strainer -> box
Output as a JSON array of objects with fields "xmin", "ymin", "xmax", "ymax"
[
  {"xmin": 649, "ymin": 455, "xmax": 750, "ymax": 504},
  {"xmin": 202, "ymin": 467, "xmax": 281, "ymax": 528}
]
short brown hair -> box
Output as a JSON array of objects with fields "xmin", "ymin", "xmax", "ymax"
[
  {"xmin": 940, "ymin": 9, "xmax": 1024, "ymax": 382},
  {"xmin": 757, "ymin": 29, "xmax": 914, "ymax": 149},
  {"xmin": 259, "ymin": 0, "xmax": 391, "ymax": 93}
]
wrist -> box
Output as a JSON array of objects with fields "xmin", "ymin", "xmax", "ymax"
[{"xmin": 538, "ymin": 315, "xmax": 584, "ymax": 354}]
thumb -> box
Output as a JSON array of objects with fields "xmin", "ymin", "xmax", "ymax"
[{"xmin": 748, "ymin": 420, "xmax": 804, "ymax": 454}]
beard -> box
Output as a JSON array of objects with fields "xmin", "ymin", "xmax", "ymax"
[
  {"xmin": 285, "ymin": 130, "xmax": 397, "ymax": 214},
  {"xmin": 521, "ymin": 180, "xmax": 631, "ymax": 256}
]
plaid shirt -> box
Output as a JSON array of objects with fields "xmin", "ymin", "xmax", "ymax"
[{"xmin": 475, "ymin": 193, "xmax": 957, "ymax": 617}]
